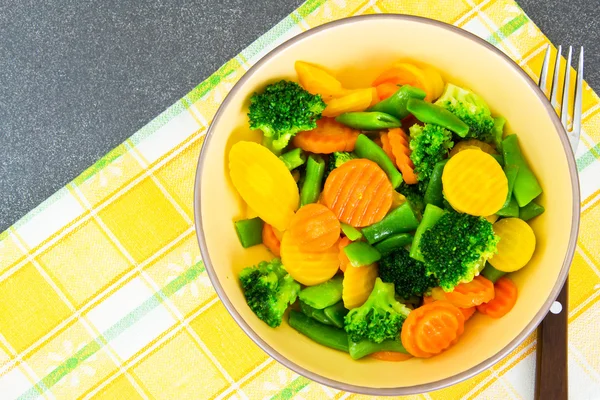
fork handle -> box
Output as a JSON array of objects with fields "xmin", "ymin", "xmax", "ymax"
[{"xmin": 536, "ymin": 278, "xmax": 569, "ymax": 400}]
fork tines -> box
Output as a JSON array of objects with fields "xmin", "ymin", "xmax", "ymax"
[{"xmin": 538, "ymin": 44, "xmax": 584, "ymax": 152}]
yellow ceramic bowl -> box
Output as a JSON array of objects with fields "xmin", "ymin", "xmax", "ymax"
[{"xmin": 194, "ymin": 15, "xmax": 579, "ymax": 395}]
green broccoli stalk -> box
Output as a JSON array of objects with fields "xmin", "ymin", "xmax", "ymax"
[
  {"xmin": 248, "ymin": 80, "xmax": 326, "ymax": 155},
  {"xmin": 409, "ymin": 123, "xmax": 454, "ymax": 185},
  {"xmin": 419, "ymin": 213, "xmax": 499, "ymax": 291},
  {"xmin": 344, "ymin": 278, "xmax": 411, "ymax": 344},
  {"xmin": 323, "ymin": 151, "xmax": 356, "ymax": 181},
  {"xmin": 379, "ymin": 248, "xmax": 438, "ymax": 299},
  {"xmin": 435, "ymin": 83, "xmax": 495, "ymax": 141},
  {"xmin": 239, "ymin": 258, "xmax": 301, "ymax": 327}
]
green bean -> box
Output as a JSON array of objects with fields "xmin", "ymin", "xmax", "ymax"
[
  {"xmin": 519, "ymin": 202, "xmax": 545, "ymax": 221},
  {"xmin": 373, "ymin": 233, "xmax": 414, "ymax": 255},
  {"xmin": 368, "ymin": 84, "xmax": 426, "ymax": 119},
  {"xmin": 340, "ymin": 223, "xmax": 363, "ymax": 241},
  {"xmin": 299, "ymin": 276, "xmax": 343, "ymax": 310},
  {"xmin": 344, "ymin": 242, "xmax": 381, "ymax": 267},
  {"xmin": 424, "ymin": 159, "xmax": 448, "ymax": 207},
  {"xmin": 361, "ymin": 202, "xmax": 419, "ymax": 244},
  {"xmin": 289, "ymin": 310, "xmax": 349, "ymax": 352},
  {"xmin": 354, "ymin": 134, "xmax": 403, "ymax": 188},
  {"xmin": 496, "ymin": 196, "xmax": 519, "ymax": 217},
  {"xmin": 323, "ymin": 302, "xmax": 349, "ymax": 329},
  {"xmin": 234, "ymin": 218, "xmax": 263, "ymax": 248},
  {"xmin": 348, "ymin": 338, "xmax": 408, "ymax": 360},
  {"xmin": 407, "ymin": 98, "xmax": 469, "ymax": 137},
  {"xmin": 300, "ymin": 154, "xmax": 326, "ymax": 206},
  {"xmin": 502, "ymin": 134, "xmax": 542, "ymax": 207},
  {"xmin": 336, "ymin": 111, "xmax": 401, "ymax": 130},
  {"xmin": 502, "ymin": 164, "xmax": 520, "ymax": 209},
  {"xmin": 410, "ymin": 204, "xmax": 446, "ymax": 262},
  {"xmin": 299, "ymin": 301, "xmax": 333, "ymax": 326},
  {"xmin": 491, "ymin": 153, "xmax": 504, "ymax": 167}
]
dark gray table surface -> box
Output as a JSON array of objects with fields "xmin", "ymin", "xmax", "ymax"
[{"xmin": 1, "ymin": 0, "xmax": 599, "ymax": 232}]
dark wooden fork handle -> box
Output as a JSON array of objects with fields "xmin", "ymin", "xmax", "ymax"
[{"xmin": 536, "ymin": 277, "xmax": 569, "ymax": 400}]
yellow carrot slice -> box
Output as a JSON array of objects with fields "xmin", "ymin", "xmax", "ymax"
[
  {"xmin": 229, "ymin": 142, "xmax": 299, "ymax": 231},
  {"xmin": 489, "ymin": 218, "xmax": 536, "ymax": 272},
  {"xmin": 442, "ymin": 149, "xmax": 508, "ymax": 216},
  {"xmin": 322, "ymin": 88, "xmax": 374, "ymax": 117},
  {"xmin": 342, "ymin": 263, "xmax": 378, "ymax": 309},
  {"xmin": 295, "ymin": 61, "xmax": 345, "ymax": 100},
  {"xmin": 280, "ymin": 231, "xmax": 339, "ymax": 286}
]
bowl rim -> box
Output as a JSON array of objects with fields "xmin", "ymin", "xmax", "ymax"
[{"xmin": 193, "ymin": 14, "xmax": 580, "ymax": 395}]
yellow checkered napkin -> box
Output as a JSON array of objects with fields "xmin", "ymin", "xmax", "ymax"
[{"xmin": 1, "ymin": 0, "xmax": 600, "ymax": 399}]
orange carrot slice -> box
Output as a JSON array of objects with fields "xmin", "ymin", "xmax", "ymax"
[
  {"xmin": 401, "ymin": 301, "xmax": 465, "ymax": 358},
  {"xmin": 289, "ymin": 203, "xmax": 341, "ymax": 252},
  {"xmin": 431, "ymin": 276, "xmax": 495, "ymax": 308},
  {"xmin": 375, "ymin": 82, "xmax": 400, "ymax": 100},
  {"xmin": 387, "ymin": 128, "xmax": 418, "ymax": 184},
  {"xmin": 322, "ymin": 159, "xmax": 393, "ymax": 227},
  {"xmin": 293, "ymin": 118, "xmax": 359, "ymax": 154},
  {"xmin": 380, "ymin": 133, "xmax": 396, "ymax": 165},
  {"xmin": 280, "ymin": 231, "xmax": 339, "ymax": 286},
  {"xmin": 460, "ymin": 307, "xmax": 476, "ymax": 321},
  {"xmin": 477, "ymin": 277, "xmax": 518, "ymax": 318},
  {"xmin": 423, "ymin": 296, "xmax": 476, "ymax": 320},
  {"xmin": 370, "ymin": 352, "xmax": 412, "ymax": 361},
  {"xmin": 262, "ymin": 223, "xmax": 281, "ymax": 257}
]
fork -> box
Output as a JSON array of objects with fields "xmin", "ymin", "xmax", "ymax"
[{"xmin": 535, "ymin": 44, "xmax": 584, "ymax": 400}]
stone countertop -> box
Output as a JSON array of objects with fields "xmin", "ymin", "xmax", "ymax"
[{"xmin": 1, "ymin": 0, "xmax": 598, "ymax": 231}]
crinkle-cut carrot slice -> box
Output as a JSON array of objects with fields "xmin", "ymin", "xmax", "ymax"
[
  {"xmin": 388, "ymin": 128, "xmax": 418, "ymax": 184},
  {"xmin": 401, "ymin": 301, "xmax": 465, "ymax": 358},
  {"xmin": 477, "ymin": 276, "xmax": 518, "ymax": 318},
  {"xmin": 229, "ymin": 141, "xmax": 299, "ymax": 231},
  {"xmin": 342, "ymin": 262, "xmax": 378, "ymax": 309},
  {"xmin": 423, "ymin": 296, "xmax": 476, "ymax": 320},
  {"xmin": 488, "ymin": 218, "xmax": 536, "ymax": 272},
  {"xmin": 280, "ymin": 231, "xmax": 339, "ymax": 286},
  {"xmin": 322, "ymin": 159, "xmax": 393, "ymax": 227},
  {"xmin": 289, "ymin": 203, "xmax": 341, "ymax": 252},
  {"xmin": 293, "ymin": 118, "xmax": 359, "ymax": 154},
  {"xmin": 431, "ymin": 276, "xmax": 495, "ymax": 308},
  {"xmin": 380, "ymin": 132, "xmax": 396, "ymax": 165},
  {"xmin": 442, "ymin": 149, "xmax": 508, "ymax": 216}
]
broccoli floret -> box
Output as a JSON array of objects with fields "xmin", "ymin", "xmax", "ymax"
[
  {"xmin": 419, "ymin": 213, "xmax": 499, "ymax": 291},
  {"xmin": 239, "ymin": 258, "xmax": 301, "ymax": 327},
  {"xmin": 344, "ymin": 278, "xmax": 411, "ymax": 343},
  {"xmin": 248, "ymin": 80, "xmax": 326, "ymax": 154},
  {"xmin": 435, "ymin": 83, "xmax": 495, "ymax": 141},
  {"xmin": 379, "ymin": 248, "xmax": 438, "ymax": 299},
  {"xmin": 324, "ymin": 151, "xmax": 356, "ymax": 181},
  {"xmin": 409, "ymin": 123, "xmax": 453, "ymax": 184},
  {"xmin": 398, "ymin": 181, "xmax": 426, "ymax": 216}
]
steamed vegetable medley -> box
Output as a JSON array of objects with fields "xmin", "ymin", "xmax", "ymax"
[{"xmin": 229, "ymin": 60, "xmax": 544, "ymax": 361}]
